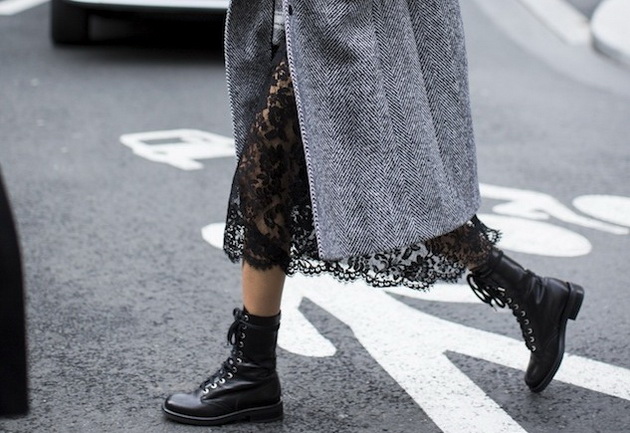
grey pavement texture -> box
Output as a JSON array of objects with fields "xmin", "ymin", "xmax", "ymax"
[{"xmin": 1, "ymin": 1, "xmax": 630, "ymax": 433}]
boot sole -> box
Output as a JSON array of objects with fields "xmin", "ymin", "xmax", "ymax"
[
  {"xmin": 528, "ymin": 282, "xmax": 585, "ymax": 393},
  {"xmin": 162, "ymin": 401, "xmax": 283, "ymax": 426}
]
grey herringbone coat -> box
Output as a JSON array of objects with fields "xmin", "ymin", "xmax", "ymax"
[{"xmin": 225, "ymin": 0, "xmax": 480, "ymax": 261}]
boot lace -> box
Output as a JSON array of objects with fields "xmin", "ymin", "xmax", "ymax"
[
  {"xmin": 467, "ymin": 274, "xmax": 537, "ymax": 352},
  {"xmin": 200, "ymin": 309, "xmax": 248, "ymax": 394}
]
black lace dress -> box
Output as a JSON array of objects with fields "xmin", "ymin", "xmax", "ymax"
[{"xmin": 223, "ymin": 40, "xmax": 500, "ymax": 291}]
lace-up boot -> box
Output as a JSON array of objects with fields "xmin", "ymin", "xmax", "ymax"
[
  {"xmin": 162, "ymin": 308, "xmax": 282, "ymax": 425},
  {"xmin": 467, "ymin": 249, "xmax": 584, "ymax": 392}
]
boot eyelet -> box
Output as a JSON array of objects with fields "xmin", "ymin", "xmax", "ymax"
[
  {"xmin": 529, "ymin": 336, "xmax": 535, "ymax": 343},
  {"xmin": 209, "ymin": 383, "xmax": 218, "ymax": 389},
  {"xmin": 241, "ymin": 333, "xmax": 246, "ymax": 339},
  {"xmin": 507, "ymin": 297, "xmax": 513, "ymax": 303},
  {"xmin": 524, "ymin": 319, "xmax": 530, "ymax": 325},
  {"xmin": 202, "ymin": 388, "xmax": 209, "ymax": 395},
  {"xmin": 219, "ymin": 378, "xmax": 226, "ymax": 384},
  {"xmin": 532, "ymin": 346, "xmax": 537, "ymax": 352},
  {"xmin": 227, "ymin": 372, "xmax": 233, "ymax": 379},
  {"xmin": 243, "ymin": 315, "xmax": 249, "ymax": 321},
  {"xmin": 527, "ymin": 328, "xmax": 533, "ymax": 335},
  {"xmin": 238, "ymin": 341, "xmax": 244, "ymax": 348},
  {"xmin": 520, "ymin": 311, "xmax": 526, "ymax": 317},
  {"xmin": 236, "ymin": 357, "xmax": 243, "ymax": 364}
]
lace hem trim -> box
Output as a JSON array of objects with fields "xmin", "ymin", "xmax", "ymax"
[{"xmin": 224, "ymin": 215, "xmax": 501, "ymax": 291}]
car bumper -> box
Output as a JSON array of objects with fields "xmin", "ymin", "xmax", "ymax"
[{"xmin": 63, "ymin": 0, "xmax": 229, "ymax": 12}]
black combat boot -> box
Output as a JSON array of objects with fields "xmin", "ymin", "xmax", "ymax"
[
  {"xmin": 467, "ymin": 249, "xmax": 584, "ymax": 392},
  {"xmin": 162, "ymin": 308, "xmax": 282, "ymax": 425}
]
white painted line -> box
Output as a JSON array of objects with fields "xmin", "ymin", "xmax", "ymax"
[
  {"xmin": 0, "ymin": 0, "xmax": 48, "ymax": 16},
  {"xmin": 592, "ymin": 0, "xmax": 630, "ymax": 65},
  {"xmin": 383, "ymin": 283, "xmax": 483, "ymax": 303},
  {"xmin": 517, "ymin": 0, "xmax": 591, "ymax": 44},
  {"xmin": 120, "ymin": 129, "xmax": 235, "ymax": 170},
  {"xmin": 479, "ymin": 213, "xmax": 592, "ymax": 257},
  {"xmin": 573, "ymin": 195, "xmax": 630, "ymax": 228},
  {"xmin": 283, "ymin": 275, "xmax": 630, "ymax": 432},
  {"xmin": 480, "ymin": 183, "xmax": 629, "ymax": 235}
]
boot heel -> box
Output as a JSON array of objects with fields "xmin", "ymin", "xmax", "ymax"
[
  {"xmin": 247, "ymin": 402, "xmax": 283, "ymax": 423},
  {"xmin": 566, "ymin": 283, "xmax": 585, "ymax": 320}
]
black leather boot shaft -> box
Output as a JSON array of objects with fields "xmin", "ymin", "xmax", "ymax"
[
  {"xmin": 468, "ymin": 250, "xmax": 584, "ymax": 392},
  {"xmin": 162, "ymin": 308, "xmax": 283, "ymax": 426},
  {"xmin": 237, "ymin": 308, "xmax": 280, "ymax": 367}
]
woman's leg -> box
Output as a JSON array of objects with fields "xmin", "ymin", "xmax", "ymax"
[
  {"xmin": 163, "ymin": 47, "xmax": 299, "ymax": 426},
  {"xmin": 242, "ymin": 262, "xmax": 285, "ymax": 317}
]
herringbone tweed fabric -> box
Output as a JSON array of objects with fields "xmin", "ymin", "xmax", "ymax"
[{"xmin": 225, "ymin": 0, "xmax": 480, "ymax": 261}]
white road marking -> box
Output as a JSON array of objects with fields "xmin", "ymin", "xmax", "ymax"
[
  {"xmin": 200, "ymin": 223, "xmax": 225, "ymax": 249},
  {"xmin": 573, "ymin": 195, "xmax": 630, "ymax": 228},
  {"xmin": 516, "ymin": 0, "xmax": 591, "ymax": 44},
  {"xmin": 479, "ymin": 213, "xmax": 592, "ymax": 257},
  {"xmin": 592, "ymin": 0, "xmax": 630, "ymax": 65},
  {"xmin": 120, "ymin": 129, "xmax": 235, "ymax": 170},
  {"xmin": 285, "ymin": 277, "xmax": 531, "ymax": 433},
  {"xmin": 279, "ymin": 285, "xmax": 338, "ymax": 357},
  {"xmin": 281, "ymin": 275, "xmax": 630, "ymax": 431},
  {"xmin": 382, "ymin": 283, "xmax": 483, "ymax": 304},
  {"xmin": 0, "ymin": 0, "xmax": 48, "ymax": 16},
  {"xmin": 480, "ymin": 183, "xmax": 629, "ymax": 235}
]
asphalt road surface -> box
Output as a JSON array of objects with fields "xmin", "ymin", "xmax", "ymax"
[{"xmin": 1, "ymin": 1, "xmax": 629, "ymax": 432}]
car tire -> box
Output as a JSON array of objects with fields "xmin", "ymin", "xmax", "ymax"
[{"xmin": 51, "ymin": 0, "xmax": 90, "ymax": 44}]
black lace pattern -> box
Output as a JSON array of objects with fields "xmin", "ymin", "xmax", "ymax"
[{"xmin": 224, "ymin": 45, "xmax": 500, "ymax": 291}]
